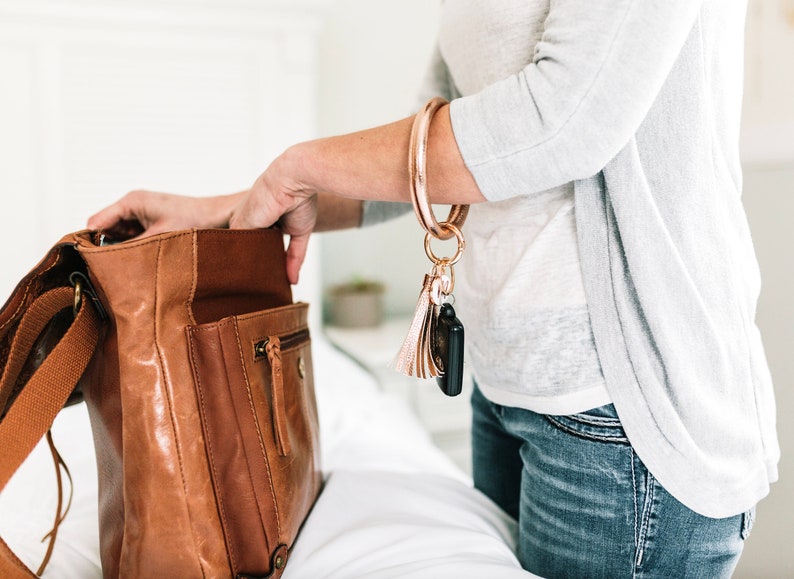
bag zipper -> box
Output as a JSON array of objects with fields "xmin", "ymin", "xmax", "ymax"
[
  {"xmin": 253, "ymin": 329, "xmax": 310, "ymax": 457},
  {"xmin": 253, "ymin": 329, "xmax": 310, "ymax": 359}
]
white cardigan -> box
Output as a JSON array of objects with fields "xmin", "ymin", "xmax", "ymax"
[{"xmin": 363, "ymin": 0, "xmax": 779, "ymax": 518}]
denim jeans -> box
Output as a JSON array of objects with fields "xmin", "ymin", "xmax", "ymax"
[{"xmin": 471, "ymin": 385, "xmax": 754, "ymax": 578}]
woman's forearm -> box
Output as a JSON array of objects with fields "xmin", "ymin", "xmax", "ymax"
[
  {"xmin": 289, "ymin": 105, "xmax": 485, "ymax": 206},
  {"xmin": 314, "ymin": 194, "xmax": 363, "ymax": 231}
]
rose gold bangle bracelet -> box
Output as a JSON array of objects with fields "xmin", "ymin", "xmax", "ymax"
[{"xmin": 408, "ymin": 97, "xmax": 469, "ymax": 241}]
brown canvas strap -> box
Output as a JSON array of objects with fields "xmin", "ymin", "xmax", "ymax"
[{"xmin": 0, "ymin": 285, "xmax": 101, "ymax": 578}]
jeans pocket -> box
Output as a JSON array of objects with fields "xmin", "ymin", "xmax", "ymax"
[
  {"xmin": 741, "ymin": 506, "xmax": 756, "ymax": 540},
  {"xmin": 544, "ymin": 404, "xmax": 629, "ymax": 444}
]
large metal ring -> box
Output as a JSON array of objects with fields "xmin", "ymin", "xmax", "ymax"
[
  {"xmin": 424, "ymin": 223, "xmax": 465, "ymax": 266},
  {"xmin": 409, "ymin": 97, "xmax": 469, "ymax": 241}
]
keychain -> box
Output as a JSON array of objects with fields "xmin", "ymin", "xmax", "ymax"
[
  {"xmin": 394, "ymin": 226, "xmax": 466, "ymax": 397},
  {"xmin": 393, "ymin": 96, "xmax": 469, "ymax": 397}
]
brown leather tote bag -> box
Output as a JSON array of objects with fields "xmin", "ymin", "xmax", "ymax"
[{"xmin": 0, "ymin": 228, "xmax": 322, "ymax": 578}]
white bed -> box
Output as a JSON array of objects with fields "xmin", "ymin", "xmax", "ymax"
[{"xmin": 0, "ymin": 337, "xmax": 534, "ymax": 578}]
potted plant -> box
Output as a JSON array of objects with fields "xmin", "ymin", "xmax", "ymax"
[{"xmin": 327, "ymin": 276, "xmax": 385, "ymax": 328}]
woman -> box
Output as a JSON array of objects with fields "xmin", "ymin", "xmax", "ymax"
[{"xmin": 89, "ymin": 2, "xmax": 779, "ymax": 577}]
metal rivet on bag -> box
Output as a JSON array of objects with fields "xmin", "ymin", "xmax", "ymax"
[
  {"xmin": 275, "ymin": 555, "xmax": 285, "ymax": 569},
  {"xmin": 297, "ymin": 357, "xmax": 306, "ymax": 379},
  {"xmin": 254, "ymin": 339, "xmax": 268, "ymax": 359}
]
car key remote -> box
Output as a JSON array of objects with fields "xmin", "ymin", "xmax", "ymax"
[{"xmin": 434, "ymin": 303, "xmax": 464, "ymax": 396}]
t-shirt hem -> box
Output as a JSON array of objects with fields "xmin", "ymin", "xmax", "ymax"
[{"xmin": 476, "ymin": 380, "xmax": 612, "ymax": 416}]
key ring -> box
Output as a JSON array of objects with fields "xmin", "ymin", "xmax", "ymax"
[
  {"xmin": 424, "ymin": 223, "xmax": 465, "ymax": 266},
  {"xmin": 430, "ymin": 261, "xmax": 455, "ymax": 304},
  {"xmin": 409, "ymin": 97, "xmax": 469, "ymax": 241}
]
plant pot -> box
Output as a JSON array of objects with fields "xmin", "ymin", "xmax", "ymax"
[{"xmin": 328, "ymin": 283, "xmax": 384, "ymax": 328}]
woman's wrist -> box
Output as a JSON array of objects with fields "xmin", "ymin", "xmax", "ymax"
[
  {"xmin": 274, "ymin": 144, "xmax": 362, "ymax": 231},
  {"xmin": 207, "ymin": 190, "xmax": 249, "ymax": 227},
  {"xmin": 278, "ymin": 140, "xmax": 331, "ymax": 200}
]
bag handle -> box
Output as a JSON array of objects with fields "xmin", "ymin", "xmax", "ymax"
[{"xmin": 0, "ymin": 283, "xmax": 102, "ymax": 578}]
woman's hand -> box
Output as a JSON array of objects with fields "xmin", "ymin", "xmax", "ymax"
[
  {"xmin": 85, "ymin": 150, "xmax": 321, "ymax": 285},
  {"xmin": 87, "ymin": 190, "xmax": 244, "ymax": 241},
  {"xmin": 229, "ymin": 148, "xmax": 318, "ymax": 285}
]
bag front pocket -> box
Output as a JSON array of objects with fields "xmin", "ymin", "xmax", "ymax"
[{"xmin": 187, "ymin": 302, "xmax": 321, "ymax": 577}]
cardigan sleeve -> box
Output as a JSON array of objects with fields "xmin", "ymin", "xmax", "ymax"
[{"xmin": 449, "ymin": 0, "xmax": 705, "ymax": 201}]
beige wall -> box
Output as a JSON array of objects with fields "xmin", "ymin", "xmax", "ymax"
[
  {"xmin": 317, "ymin": 1, "xmax": 793, "ymax": 576},
  {"xmin": 735, "ymin": 165, "xmax": 794, "ymax": 578},
  {"xmin": 317, "ymin": 0, "xmax": 441, "ymax": 318}
]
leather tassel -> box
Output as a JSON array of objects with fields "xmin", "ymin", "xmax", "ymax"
[
  {"xmin": 37, "ymin": 430, "xmax": 74, "ymax": 576},
  {"xmin": 394, "ymin": 274, "xmax": 442, "ymax": 379}
]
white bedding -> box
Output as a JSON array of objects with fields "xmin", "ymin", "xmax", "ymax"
[{"xmin": 0, "ymin": 338, "xmax": 533, "ymax": 578}]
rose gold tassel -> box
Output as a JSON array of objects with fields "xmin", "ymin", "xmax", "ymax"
[{"xmin": 393, "ymin": 274, "xmax": 442, "ymax": 379}]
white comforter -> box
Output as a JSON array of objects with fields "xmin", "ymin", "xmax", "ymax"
[{"xmin": 0, "ymin": 338, "xmax": 533, "ymax": 578}]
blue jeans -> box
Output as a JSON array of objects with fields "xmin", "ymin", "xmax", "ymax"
[{"xmin": 471, "ymin": 385, "xmax": 754, "ymax": 578}]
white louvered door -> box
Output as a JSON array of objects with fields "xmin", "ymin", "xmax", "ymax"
[{"xmin": 0, "ymin": 0, "xmax": 327, "ymax": 311}]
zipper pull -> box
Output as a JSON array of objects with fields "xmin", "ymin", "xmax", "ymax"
[{"xmin": 263, "ymin": 336, "xmax": 291, "ymax": 456}]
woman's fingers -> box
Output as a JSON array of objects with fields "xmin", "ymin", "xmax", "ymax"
[
  {"xmin": 86, "ymin": 190, "xmax": 165, "ymax": 240},
  {"xmin": 285, "ymin": 233, "xmax": 310, "ymax": 285},
  {"xmin": 228, "ymin": 193, "xmax": 313, "ymax": 285},
  {"xmin": 227, "ymin": 171, "xmax": 319, "ymax": 285},
  {"xmin": 88, "ymin": 190, "xmax": 243, "ymax": 240},
  {"xmin": 87, "ymin": 191, "xmax": 145, "ymax": 231}
]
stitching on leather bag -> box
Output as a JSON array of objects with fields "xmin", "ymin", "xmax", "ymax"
[
  {"xmin": 238, "ymin": 303, "xmax": 306, "ymax": 325},
  {"xmin": 78, "ymin": 231, "xmax": 194, "ymax": 254},
  {"xmin": 187, "ymin": 325, "xmax": 221, "ymax": 334},
  {"xmin": 187, "ymin": 229, "xmax": 198, "ymax": 327},
  {"xmin": 82, "ymin": 230, "xmax": 276, "ymax": 257},
  {"xmin": 297, "ymin": 343, "xmax": 320, "ymax": 498},
  {"xmin": 0, "ymin": 282, "xmax": 31, "ymax": 335},
  {"xmin": 203, "ymin": 229, "xmax": 277, "ymax": 237},
  {"xmin": 232, "ymin": 317, "xmax": 282, "ymax": 540},
  {"xmin": 187, "ymin": 326, "xmax": 238, "ymax": 572},
  {"xmin": 153, "ymin": 239, "xmax": 208, "ymax": 579},
  {"xmin": 0, "ymin": 247, "xmax": 62, "ymax": 334},
  {"xmin": 228, "ymin": 316, "xmax": 276, "ymax": 544}
]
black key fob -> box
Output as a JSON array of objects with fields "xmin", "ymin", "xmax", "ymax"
[{"xmin": 433, "ymin": 303, "xmax": 465, "ymax": 396}]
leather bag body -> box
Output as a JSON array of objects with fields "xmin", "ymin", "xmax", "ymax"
[{"xmin": 0, "ymin": 228, "xmax": 322, "ymax": 578}]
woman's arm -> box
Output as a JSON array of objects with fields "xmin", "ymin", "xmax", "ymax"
[
  {"xmin": 449, "ymin": 0, "xmax": 705, "ymax": 200},
  {"xmin": 88, "ymin": 104, "xmax": 484, "ymax": 283},
  {"xmin": 314, "ymin": 194, "xmax": 363, "ymax": 232},
  {"xmin": 231, "ymin": 105, "xmax": 482, "ymax": 227},
  {"xmin": 227, "ymin": 105, "xmax": 484, "ymax": 283},
  {"xmin": 361, "ymin": 42, "xmax": 458, "ymax": 229}
]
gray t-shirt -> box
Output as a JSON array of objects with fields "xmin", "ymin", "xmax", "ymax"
[
  {"xmin": 364, "ymin": 0, "xmax": 779, "ymax": 519},
  {"xmin": 441, "ymin": 1, "xmax": 609, "ymax": 414}
]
